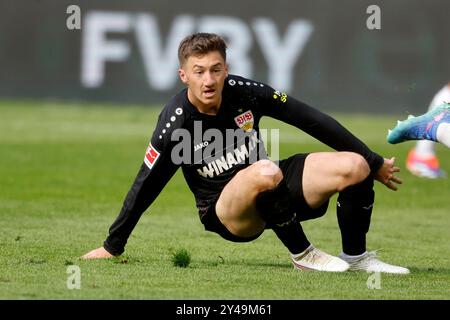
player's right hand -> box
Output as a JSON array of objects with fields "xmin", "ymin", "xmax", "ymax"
[{"xmin": 80, "ymin": 247, "xmax": 114, "ymax": 260}]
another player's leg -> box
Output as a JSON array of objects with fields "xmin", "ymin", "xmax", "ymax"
[
  {"xmin": 410, "ymin": 84, "xmax": 450, "ymax": 178},
  {"xmin": 387, "ymin": 102, "xmax": 450, "ymax": 145},
  {"xmin": 388, "ymin": 102, "xmax": 450, "ymax": 178},
  {"xmin": 408, "ymin": 102, "xmax": 450, "ymax": 177},
  {"xmin": 388, "ymin": 84, "xmax": 450, "ymax": 178},
  {"xmin": 436, "ymin": 122, "xmax": 450, "ymax": 148},
  {"xmin": 302, "ymin": 152, "xmax": 409, "ymax": 274},
  {"xmin": 405, "ymin": 143, "xmax": 445, "ymax": 179}
]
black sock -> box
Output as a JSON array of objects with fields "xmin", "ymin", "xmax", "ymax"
[
  {"xmin": 271, "ymin": 219, "xmax": 311, "ymax": 254},
  {"xmin": 255, "ymin": 179, "xmax": 310, "ymax": 254},
  {"xmin": 255, "ymin": 179, "xmax": 295, "ymax": 226},
  {"xmin": 336, "ymin": 176, "xmax": 374, "ymax": 255}
]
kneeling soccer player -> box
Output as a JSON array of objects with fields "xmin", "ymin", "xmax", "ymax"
[{"xmin": 82, "ymin": 33, "xmax": 409, "ymax": 274}]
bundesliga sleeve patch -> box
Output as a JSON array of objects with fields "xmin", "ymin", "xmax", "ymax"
[{"xmin": 144, "ymin": 142, "xmax": 160, "ymax": 169}]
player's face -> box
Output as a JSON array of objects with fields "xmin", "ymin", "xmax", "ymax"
[{"xmin": 179, "ymin": 51, "xmax": 228, "ymax": 113}]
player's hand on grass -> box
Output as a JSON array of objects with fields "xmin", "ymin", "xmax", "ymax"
[
  {"xmin": 81, "ymin": 247, "xmax": 114, "ymax": 260},
  {"xmin": 374, "ymin": 157, "xmax": 402, "ymax": 191}
]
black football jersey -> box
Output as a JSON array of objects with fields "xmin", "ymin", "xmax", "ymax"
[{"xmin": 103, "ymin": 75, "xmax": 384, "ymax": 255}]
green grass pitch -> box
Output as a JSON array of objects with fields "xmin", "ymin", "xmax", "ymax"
[{"xmin": 0, "ymin": 100, "xmax": 449, "ymax": 299}]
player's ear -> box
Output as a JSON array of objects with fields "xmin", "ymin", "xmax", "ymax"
[
  {"xmin": 225, "ymin": 63, "xmax": 229, "ymax": 77},
  {"xmin": 179, "ymin": 68, "xmax": 188, "ymax": 85}
]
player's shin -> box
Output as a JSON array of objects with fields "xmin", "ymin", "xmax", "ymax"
[
  {"xmin": 271, "ymin": 220, "xmax": 310, "ymax": 254},
  {"xmin": 336, "ymin": 176, "xmax": 375, "ymax": 256},
  {"xmin": 255, "ymin": 179, "xmax": 310, "ymax": 254},
  {"xmin": 255, "ymin": 179, "xmax": 295, "ymax": 226}
]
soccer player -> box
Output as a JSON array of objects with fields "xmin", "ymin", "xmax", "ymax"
[
  {"xmin": 387, "ymin": 101, "xmax": 450, "ymax": 149},
  {"xmin": 394, "ymin": 84, "xmax": 450, "ymax": 178},
  {"xmin": 82, "ymin": 33, "xmax": 409, "ymax": 274}
]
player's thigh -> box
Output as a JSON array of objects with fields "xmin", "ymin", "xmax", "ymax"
[
  {"xmin": 216, "ymin": 160, "xmax": 282, "ymax": 235},
  {"xmin": 302, "ymin": 152, "xmax": 370, "ymax": 208}
]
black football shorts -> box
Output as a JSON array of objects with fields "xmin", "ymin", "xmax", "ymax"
[{"xmin": 199, "ymin": 153, "xmax": 330, "ymax": 242}]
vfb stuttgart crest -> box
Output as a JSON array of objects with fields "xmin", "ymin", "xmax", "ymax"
[{"xmin": 234, "ymin": 110, "xmax": 254, "ymax": 132}]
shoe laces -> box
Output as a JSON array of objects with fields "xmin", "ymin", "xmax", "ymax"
[
  {"xmin": 364, "ymin": 250, "xmax": 379, "ymax": 261},
  {"xmin": 300, "ymin": 248, "xmax": 333, "ymax": 266},
  {"xmin": 359, "ymin": 249, "xmax": 392, "ymax": 267}
]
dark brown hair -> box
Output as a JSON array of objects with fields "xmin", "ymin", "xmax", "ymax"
[{"xmin": 178, "ymin": 33, "xmax": 227, "ymax": 66}]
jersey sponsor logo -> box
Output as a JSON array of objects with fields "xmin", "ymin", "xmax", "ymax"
[
  {"xmin": 197, "ymin": 131, "xmax": 259, "ymax": 178},
  {"xmin": 144, "ymin": 142, "xmax": 160, "ymax": 169},
  {"xmin": 234, "ymin": 110, "xmax": 254, "ymax": 132}
]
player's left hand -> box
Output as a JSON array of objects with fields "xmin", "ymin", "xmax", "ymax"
[{"xmin": 374, "ymin": 157, "xmax": 402, "ymax": 191}]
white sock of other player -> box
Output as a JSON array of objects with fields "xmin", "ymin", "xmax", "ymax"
[
  {"xmin": 415, "ymin": 140, "xmax": 436, "ymax": 157},
  {"xmin": 436, "ymin": 123, "xmax": 450, "ymax": 148}
]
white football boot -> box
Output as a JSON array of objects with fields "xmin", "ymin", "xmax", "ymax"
[
  {"xmin": 339, "ymin": 251, "xmax": 410, "ymax": 274},
  {"xmin": 291, "ymin": 245, "xmax": 349, "ymax": 272}
]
